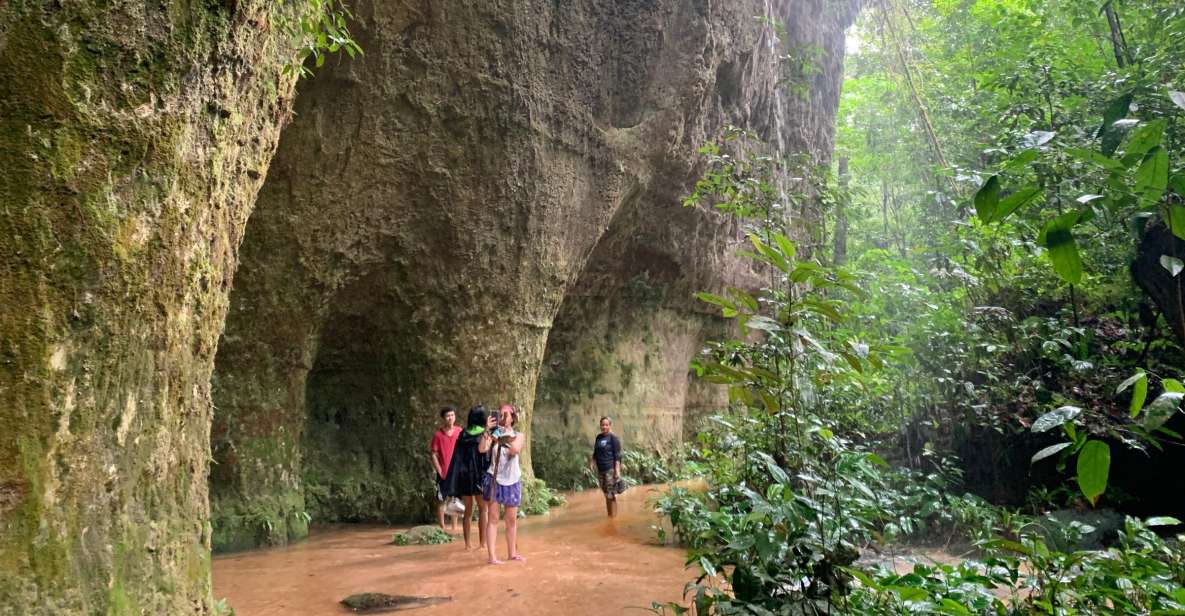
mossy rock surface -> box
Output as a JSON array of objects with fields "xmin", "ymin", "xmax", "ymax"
[{"xmin": 390, "ymin": 526, "xmax": 453, "ymax": 546}]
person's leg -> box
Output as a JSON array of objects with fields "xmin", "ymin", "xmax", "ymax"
[
  {"xmin": 478, "ymin": 496, "xmax": 488, "ymax": 548},
  {"xmin": 437, "ymin": 501, "xmax": 446, "ymax": 529},
  {"xmin": 486, "ymin": 504, "xmax": 501, "ymax": 564},
  {"xmin": 609, "ymin": 497, "xmax": 618, "ymax": 518},
  {"xmin": 461, "ymin": 496, "xmax": 475, "ymax": 549},
  {"xmin": 598, "ymin": 472, "xmax": 613, "ymax": 518},
  {"xmin": 504, "ymin": 505, "xmax": 520, "ymax": 560}
]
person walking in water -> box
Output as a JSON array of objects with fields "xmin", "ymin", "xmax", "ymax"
[
  {"xmin": 591, "ymin": 416, "xmax": 622, "ymax": 518},
  {"xmin": 440, "ymin": 405, "xmax": 492, "ymax": 550},
  {"xmin": 480, "ymin": 404, "xmax": 526, "ymax": 564},
  {"xmin": 429, "ymin": 405, "xmax": 462, "ymax": 531}
]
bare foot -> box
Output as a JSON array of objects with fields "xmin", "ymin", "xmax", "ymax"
[
  {"xmin": 487, "ymin": 559, "xmax": 503, "ymax": 565},
  {"xmin": 510, "ymin": 554, "xmax": 525, "ymax": 562}
]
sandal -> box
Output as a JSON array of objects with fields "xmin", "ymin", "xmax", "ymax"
[{"xmin": 510, "ymin": 554, "xmax": 526, "ymax": 562}]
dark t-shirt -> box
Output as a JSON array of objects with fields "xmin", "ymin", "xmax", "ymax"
[{"xmin": 592, "ymin": 432, "xmax": 621, "ymax": 472}]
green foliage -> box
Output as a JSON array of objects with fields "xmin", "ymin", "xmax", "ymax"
[
  {"xmin": 532, "ymin": 436, "xmax": 598, "ymax": 490},
  {"xmin": 654, "ymin": 27, "xmax": 1185, "ymax": 603},
  {"xmin": 213, "ymin": 598, "xmax": 236, "ymax": 616},
  {"xmin": 520, "ymin": 478, "xmax": 566, "ymax": 516},
  {"xmin": 277, "ymin": 0, "xmax": 362, "ymax": 78},
  {"xmin": 390, "ymin": 525, "xmax": 453, "ymax": 546}
]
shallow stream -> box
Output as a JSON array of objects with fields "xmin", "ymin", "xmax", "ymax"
[{"xmin": 213, "ymin": 485, "xmax": 690, "ymax": 615}]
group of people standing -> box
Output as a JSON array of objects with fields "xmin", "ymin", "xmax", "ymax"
[
  {"xmin": 429, "ymin": 405, "xmax": 624, "ymax": 565},
  {"xmin": 430, "ymin": 404, "xmax": 525, "ymax": 564}
]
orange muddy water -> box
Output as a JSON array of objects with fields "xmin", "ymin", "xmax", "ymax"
[{"xmin": 213, "ymin": 486, "xmax": 692, "ymax": 615}]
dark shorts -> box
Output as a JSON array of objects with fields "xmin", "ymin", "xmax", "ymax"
[
  {"xmin": 482, "ymin": 473, "xmax": 495, "ymax": 502},
  {"xmin": 597, "ymin": 471, "xmax": 617, "ymax": 501}
]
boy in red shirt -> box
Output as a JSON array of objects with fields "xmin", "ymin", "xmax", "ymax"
[{"xmin": 430, "ymin": 405, "xmax": 462, "ymax": 530}]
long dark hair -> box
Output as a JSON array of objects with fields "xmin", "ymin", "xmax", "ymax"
[{"xmin": 466, "ymin": 405, "xmax": 487, "ymax": 429}]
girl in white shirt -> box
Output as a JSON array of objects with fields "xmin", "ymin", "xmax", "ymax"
[{"xmin": 479, "ymin": 404, "xmax": 525, "ymax": 564}]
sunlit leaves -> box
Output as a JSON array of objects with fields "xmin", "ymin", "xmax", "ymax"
[
  {"xmin": 1143, "ymin": 392, "xmax": 1183, "ymax": 431},
  {"xmin": 1076, "ymin": 440, "xmax": 1110, "ymax": 506},
  {"xmin": 1116, "ymin": 370, "xmax": 1148, "ymax": 417},
  {"xmin": 1031, "ymin": 442, "xmax": 1072, "ymax": 464},
  {"xmin": 1159, "ymin": 255, "xmax": 1184, "ymax": 277},
  {"xmin": 1169, "ymin": 91, "xmax": 1185, "ymax": 111},
  {"xmin": 1031, "ymin": 405, "xmax": 1081, "ymax": 432}
]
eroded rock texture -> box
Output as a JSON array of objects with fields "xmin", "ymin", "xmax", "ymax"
[
  {"xmin": 0, "ymin": 2, "xmax": 305, "ymax": 612},
  {"xmin": 211, "ymin": 0, "xmax": 859, "ymax": 550}
]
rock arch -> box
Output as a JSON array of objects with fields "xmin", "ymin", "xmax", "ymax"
[{"xmin": 210, "ymin": 0, "xmax": 859, "ymax": 551}]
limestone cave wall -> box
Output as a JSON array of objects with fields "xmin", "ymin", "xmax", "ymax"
[
  {"xmin": 210, "ymin": 0, "xmax": 861, "ymax": 551},
  {"xmin": 0, "ymin": 2, "xmax": 307, "ymax": 612}
]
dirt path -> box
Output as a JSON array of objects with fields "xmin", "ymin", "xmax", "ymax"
[{"xmin": 213, "ymin": 486, "xmax": 691, "ymax": 615}]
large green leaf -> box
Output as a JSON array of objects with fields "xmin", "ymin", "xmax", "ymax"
[
  {"xmin": 1166, "ymin": 204, "xmax": 1185, "ymax": 241},
  {"xmin": 1143, "ymin": 392, "xmax": 1183, "ymax": 431},
  {"xmin": 1066, "ymin": 147, "xmax": 1124, "ymax": 172},
  {"xmin": 1076, "ymin": 440, "xmax": 1110, "ymax": 506},
  {"xmin": 696, "ymin": 292, "xmax": 738, "ymax": 318},
  {"xmin": 1002, "ymin": 149, "xmax": 1038, "ymax": 171},
  {"xmin": 1170, "ymin": 91, "xmax": 1185, "ymax": 111},
  {"xmin": 974, "ymin": 175, "xmax": 1000, "ymax": 221},
  {"xmin": 1094, "ymin": 93, "xmax": 1132, "ymax": 157},
  {"xmin": 1039, "ymin": 212, "xmax": 1084, "ymax": 284},
  {"xmin": 771, "ymin": 231, "xmax": 797, "ymax": 261},
  {"xmin": 1172, "ymin": 174, "xmax": 1185, "ymax": 196},
  {"xmin": 1032, "ymin": 405, "xmax": 1081, "ymax": 432},
  {"xmin": 1135, "ymin": 146, "xmax": 1169, "ymax": 209},
  {"xmin": 1031, "ymin": 442, "xmax": 1072, "ymax": 464},
  {"xmin": 1098, "ymin": 92, "xmax": 1133, "ymax": 156},
  {"xmin": 1120, "ymin": 119, "xmax": 1166, "ymax": 167},
  {"xmin": 1114, "ymin": 371, "xmax": 1149, "ymax": 417},
  {"xmin": 1160, "ymin": 255, "xmax": 1184, "ymax": 277},
  {"xmin": 991, "ymin": 186, "xmax": 1042, "ymax": 223}
]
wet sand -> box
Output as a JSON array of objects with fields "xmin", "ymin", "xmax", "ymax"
[{"xmin": 213, "ymin": 485, "xmax": 691, "ymax": 615}]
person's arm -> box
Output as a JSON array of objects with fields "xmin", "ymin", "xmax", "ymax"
[
  {"xmin": 478, "ymin": 432, "xmax": 491, "ymax": 454},
  {"xmin": 507, "ymin": 432, "xmax": 525, "ymax": 456},
  {"xmin": 430, "ymin": 437, "xmax": 443, "ymax": 478}
]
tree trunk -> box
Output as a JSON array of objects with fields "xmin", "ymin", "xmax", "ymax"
[
  {"xmin": 1103, "ymin": 2, "xmax": 1132, "ymax": 69},
  {"xmin": 1132, "ymin": 223, "xmax": 1185, "ymax": 350},
  {"xmin": 833, "ymin": 157, "xmax": 850, "ymax": 266},
  {"xmin": 0, "ymin": 2, "xmax": 302, "ymax": 611}
]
